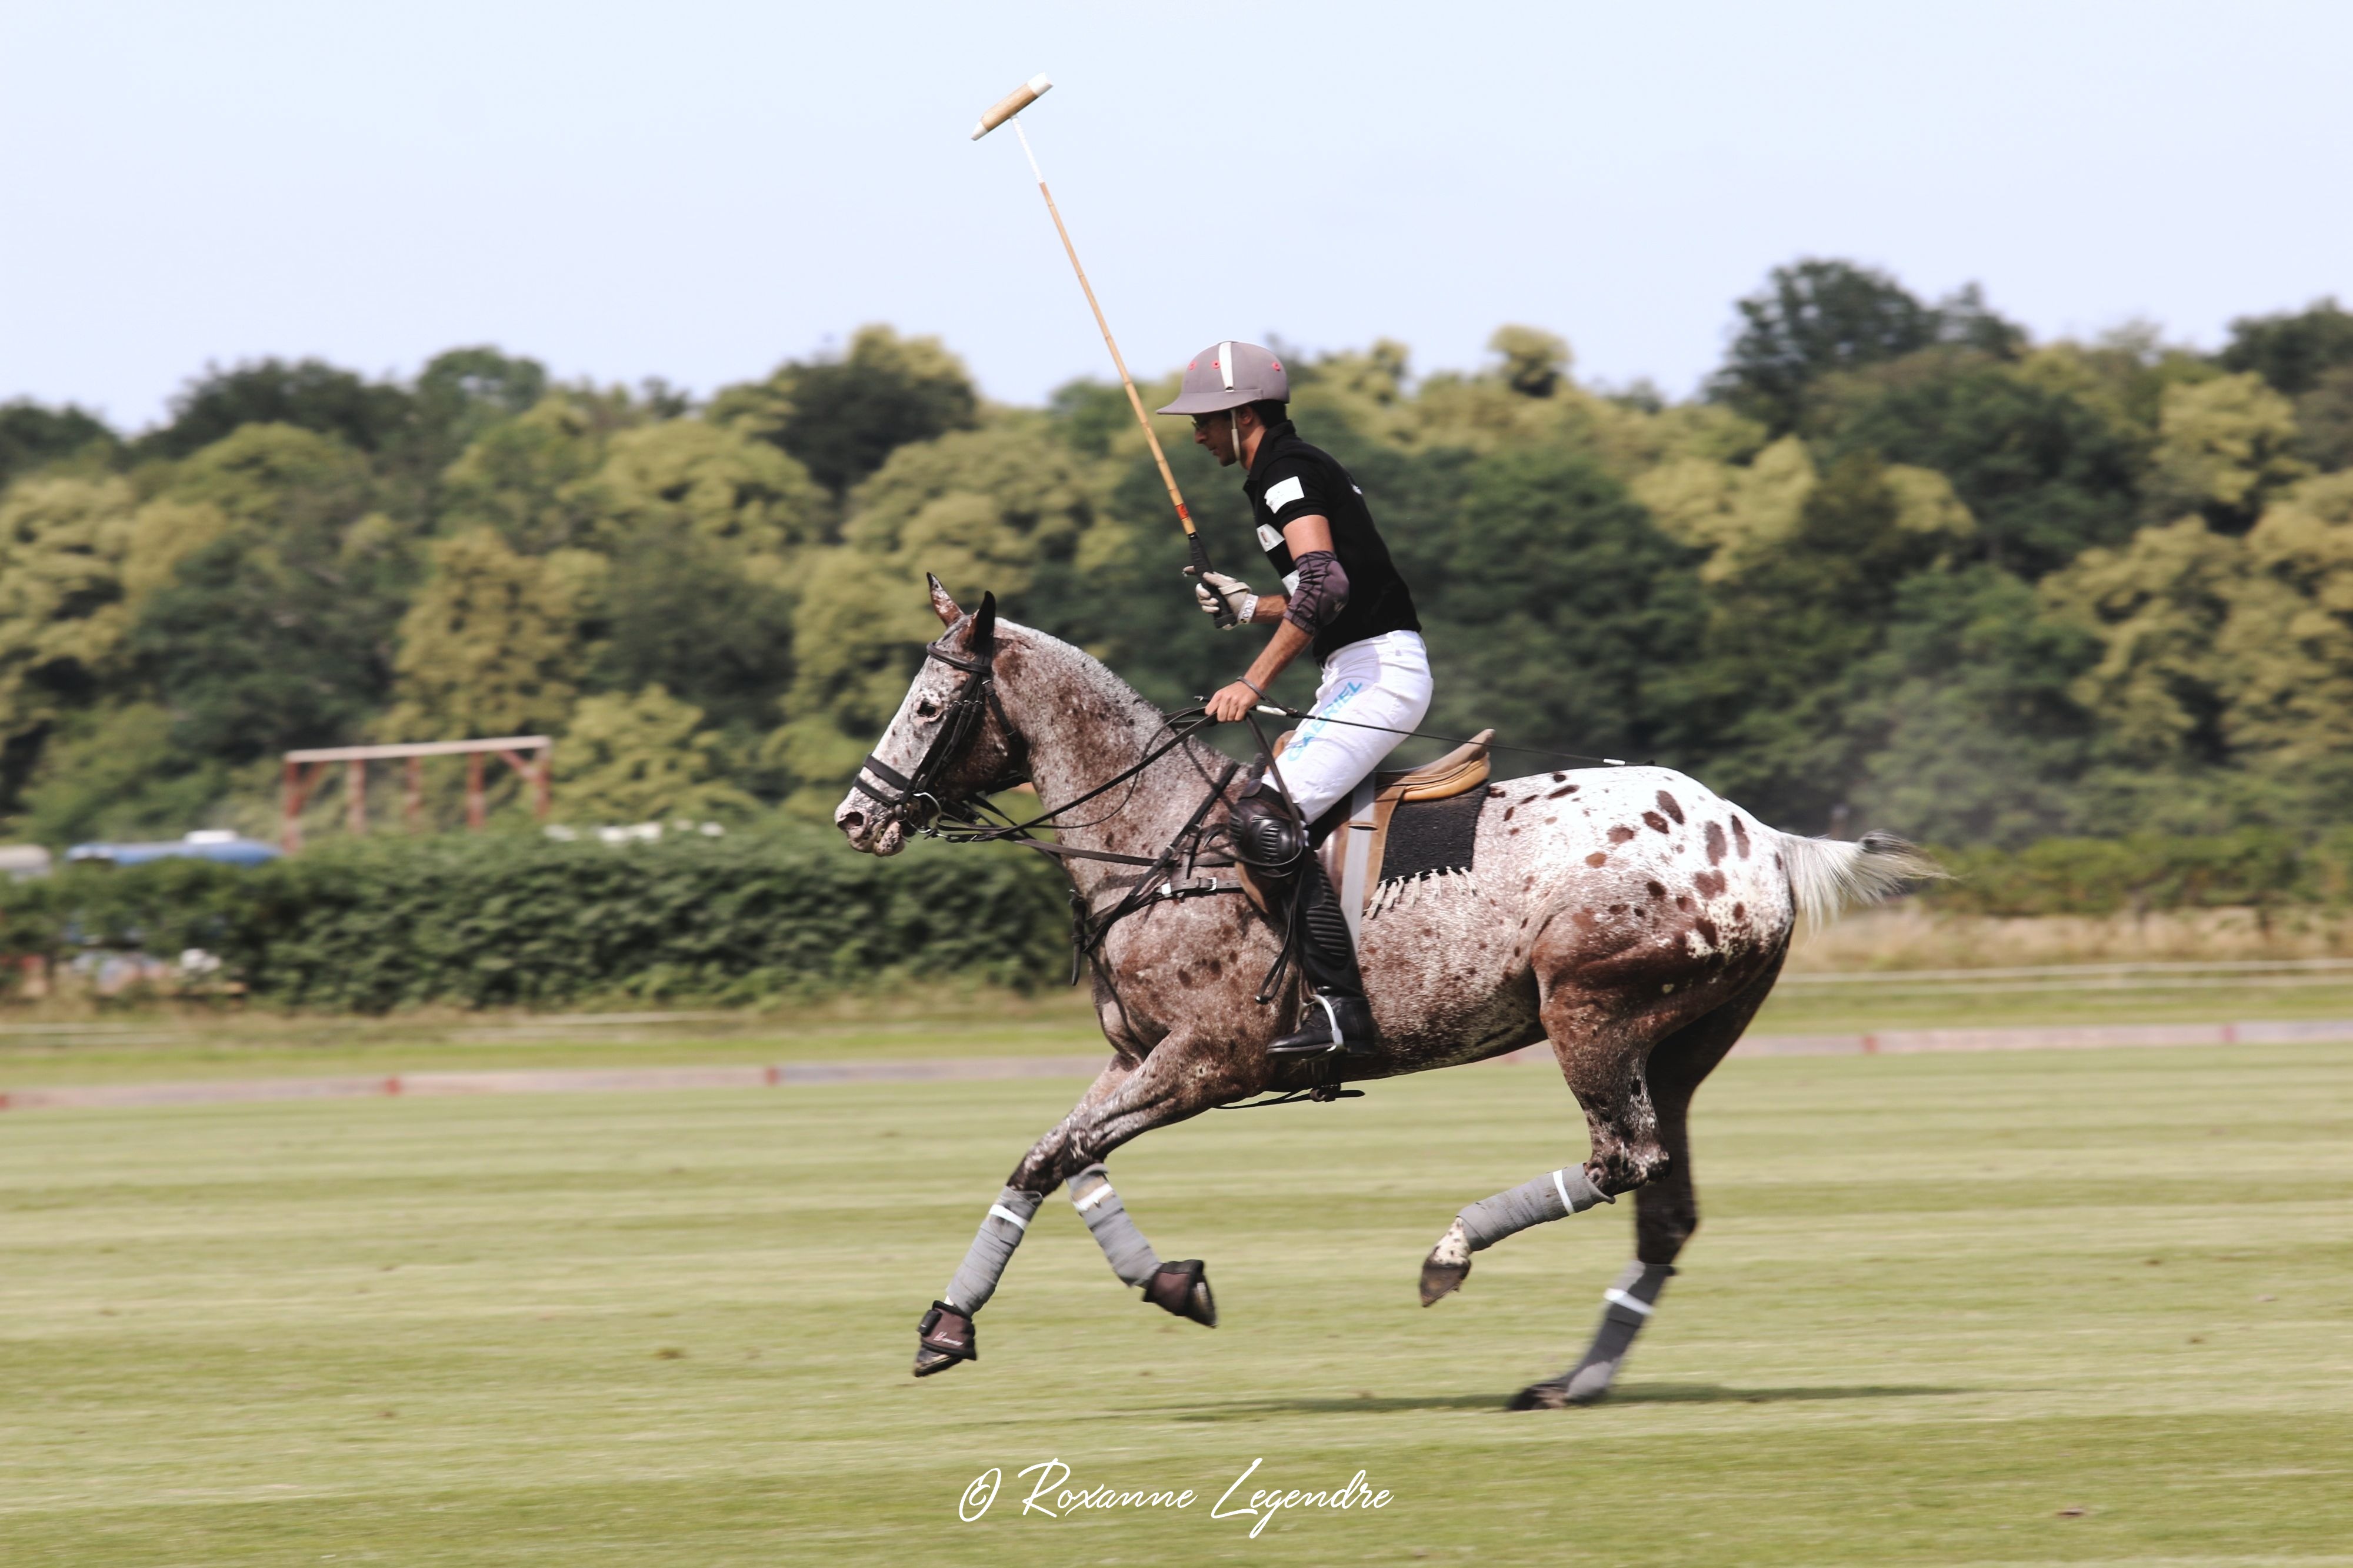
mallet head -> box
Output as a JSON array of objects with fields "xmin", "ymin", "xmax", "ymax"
[{"xmin": 971, "ymin": 74, "xmax": 1052, "ymax": 140}]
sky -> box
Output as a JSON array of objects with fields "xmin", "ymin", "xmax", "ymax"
[{"xmin": 4, "ymin": 0, "xmax": 2350, "ymax": 431}]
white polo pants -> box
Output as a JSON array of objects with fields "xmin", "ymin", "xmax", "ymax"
[{"xmin": 1266, "ymin": 630, "xmax": 1434, "ymax": 820}]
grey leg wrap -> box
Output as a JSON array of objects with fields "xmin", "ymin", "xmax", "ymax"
[
  {"xmin": 1069, "ymin": 1165, "xmax": 1161, "ymax": 1287},
  {"xmin": 1458, "ymin": 1166, "xmax": 1612, "ymax": 1251},
  {"xmin": 1562, "ymin": 1260, "xmax": 1675, "ymax": 1402},
  {"xmin": 943, "ymin": 1186, "xmax": 1044, "ymax": 1315}
]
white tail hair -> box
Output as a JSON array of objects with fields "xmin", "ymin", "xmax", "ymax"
[{"xmin": 1777, "ymin": 829, "xmax": 1945, "ymax": 927}]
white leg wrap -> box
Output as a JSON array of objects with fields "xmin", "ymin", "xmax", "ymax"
[
  {"xmin": 1070, "ymin": 1163, "xmax": 1160, "ymax": 1287},
  {"xmin": 943, "ymin": 1186, "xmax": 1043, "ymax": 1314},
  {"xmin": 1458, "ymin": 1166, "xmax": 1610, "ymax": 1251}
]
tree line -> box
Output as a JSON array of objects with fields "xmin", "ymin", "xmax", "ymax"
[{"xmin": 5, "ymin": 260, "xmax": 2353, "ymax": 850}]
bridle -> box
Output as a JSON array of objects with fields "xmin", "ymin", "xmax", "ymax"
[
  {"xmin": 845, "ymin": 593, "xmax": 1334, "ymax": 1079},
  {"xmin": 848, "ymin": 595, "xmax": 1028, "ymax": 831}
]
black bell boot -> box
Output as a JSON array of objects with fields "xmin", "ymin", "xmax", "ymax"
[{"xmin": 1268, "ymin": 988, "xmax": 1378, "ymax": 1057}]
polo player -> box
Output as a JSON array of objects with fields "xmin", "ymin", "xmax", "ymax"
[{"xmin": 1157, "ymin": 341, "xmax": 1431, "ymax": 1057}]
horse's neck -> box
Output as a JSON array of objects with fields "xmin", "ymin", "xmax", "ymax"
[{"xmin": 1002, "ymin": 638, "xmax": 1225, "ymax": 893}]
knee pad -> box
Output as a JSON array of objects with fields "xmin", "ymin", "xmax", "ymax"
[{"xmin": 1229, "ymin": 788, "xmax": 1307, "ymax": 872}]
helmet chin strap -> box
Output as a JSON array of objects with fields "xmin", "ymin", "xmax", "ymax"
[{"xmin": 1230, "ymin": 408, "xmax": 1244, "ymax": 469}]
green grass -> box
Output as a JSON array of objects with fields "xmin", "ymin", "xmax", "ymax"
[
  {"xmin": 3, "ymin": 1043, "xmax": 2349, "ymax": 1564},
  {"xmin": 10, "ymin": 970, "xmax": 2353, "ymax": 1090}
]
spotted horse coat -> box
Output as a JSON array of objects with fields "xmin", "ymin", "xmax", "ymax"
[{"xmin": 834, "ymin": 578, "xmax": 1937, "ymax": 1401}]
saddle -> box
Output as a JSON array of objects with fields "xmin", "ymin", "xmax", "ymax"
[{"xmin": 1266, "ymin": 729, "xmax": 1494, "ymax": 942}]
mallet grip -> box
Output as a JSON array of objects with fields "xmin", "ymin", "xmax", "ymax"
[
  {"xmin": 1188, "ymin": 532, "xmax": 1237, "ymax": 628},
  {"xmin": 971, "ymin": 74, "xmax": 1052, "ymax": 139}
]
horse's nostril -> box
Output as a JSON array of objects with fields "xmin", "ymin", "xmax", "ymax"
[{"xmin": 839, "ymin": 810, "xmax": 865, "ymax": 833}]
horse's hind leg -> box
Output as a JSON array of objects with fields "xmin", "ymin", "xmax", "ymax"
[{"xmin": 1515, "ymin": 949, "xmax": 1784, "ymax": 1410}]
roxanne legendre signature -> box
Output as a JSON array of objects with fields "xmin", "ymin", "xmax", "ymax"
[{"xmin": 959, "ymin": 1457, "xmax": 1392, "ymax": 1538}]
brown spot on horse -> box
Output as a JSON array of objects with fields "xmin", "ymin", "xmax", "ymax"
[
  {"xmin": 1694, "ymin": 869, "xmax": 1727, "ymax": 899},
  {"xmin": 1655, "ymin": 790, "xmax": 1684, "ymax": 825},
  {"xmin": 1705, "ymin": 822, "xmax": 1727, "ymax": 864},
  {"xmin": 1642, "ymin": 811, "xmax": 1670, "ymax": 834},
  {"xmin": 1585, "ymin": 852, "xmax": 1608, "ymax": 868},
  {"xmin": 1733, "ymin": 817, "xmax": 1752, "ymax": 859},
  {"xmin": 1608, "ymin": 825, "xmax": 1636, "ymax": 843}
]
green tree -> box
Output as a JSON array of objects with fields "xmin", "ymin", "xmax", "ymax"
[
  {"xmin": 1710, "ymin": 260, "xmax": 1945, "ymax": 433},
  {"xmin": 2220, "ymin": 298, "xmax": 2353, "ymax": 396},
  {"xmin": 2040, "ymin": 516, "xmax": 2245, "ymax": 770},
  {"xmin": 15, "ymin": 702, "xmax": 228, "ymax": 846},
  {"xmin": 1825, "ymin": 356, "xmax": 2140, "ymax": 576},
  {"xmin": 711, "ymin": 325, "xmax": 979, "ymax": 495},
  {"xmin": 2215, "ymin": 472, "xmax": 2353, "ymax": 766},
  {"xmin": 2295, "ymin": 365, "xmax": 2353, "ymax": 472},
  {"xmin": 0, "ymin": 401, "xmax": 119, "ymax": 491},
  {"xmin": 435, "ymin": 396, "xmax": 616, "ymax": 553},
  {"xmin": 2148, "ymin": 372, "xmax": 2312, "ymax": 530},
  {"xmin": 129, "ymin": 426, "xmax": 412, "ymax": 763},
  {"xmin": 1425, "ymin": 448, "xmax": 1704, "ymax": 762},
  {"xmin": 1661, "ymin": 455, "xmax": 1975, "ymax": 827},
  {"xmin": 381, "ymin": 529, "xmax": 607, "ymax": 740},
  {"xmin": 1851, "ymin": 566, "xmax": 2098, "ymax": 845},
  {"xmin": 138, "ymin": 358, "xmax": 415, "ymax": 461},
  {"xmin": 552, "ymin": 685, "xmax": 755, "ymax": 825},
  {"xmin": 0, "ymin": 476, "xmax": 139, "ymax": 799}
]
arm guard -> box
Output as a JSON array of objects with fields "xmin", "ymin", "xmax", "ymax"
[{"xmin": 1282, "ymin": 550, "xmax": 1350, "ymax": 636}]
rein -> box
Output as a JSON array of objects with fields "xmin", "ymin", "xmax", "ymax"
[{"xmin": 847, "ymin": 612, "xmax": 1254, "ymax": 1032}]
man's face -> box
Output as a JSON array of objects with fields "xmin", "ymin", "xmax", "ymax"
[{"xmin": 1191, "ymin": 410, "xmax": 1248, "ymax": 467}]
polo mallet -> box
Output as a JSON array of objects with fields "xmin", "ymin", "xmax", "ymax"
[{"xmin": 971, "ymin": 74, "xmax": 1235, "ymax": 627}]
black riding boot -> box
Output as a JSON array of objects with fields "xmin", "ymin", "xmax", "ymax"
[{"xmin": 1266, "ymin": 856, "xmax": 1378, "ymax": 1058}]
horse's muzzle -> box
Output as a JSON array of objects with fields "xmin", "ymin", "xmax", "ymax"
[{"xmin": 834, "ymin": 800, "xmax": 906, "ymax": 857}]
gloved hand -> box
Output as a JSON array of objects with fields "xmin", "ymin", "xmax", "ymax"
[{"xmin": 1192, "ymin": 569, "xmax": 1257, "ymax": 625}]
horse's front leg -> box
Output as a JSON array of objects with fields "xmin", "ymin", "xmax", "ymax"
[{"xmin": 912, "ymin": 1040, "xmax": 1256, "ymax": 1377}]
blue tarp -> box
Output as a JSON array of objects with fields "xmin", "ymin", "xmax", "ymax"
[{"xmin": 66, "ymin": 836, "xmax": 282, "ymax": 868}]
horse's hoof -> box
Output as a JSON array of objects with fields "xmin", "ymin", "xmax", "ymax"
[
  {"xmin": 1419, "ymin": 1253, "xmax": 1470, "ymax": 1306},
  {"xmin": 1144, "ymin": 1260, "xmax": 1217, "ymax": 1327},
  {"xmin": 913, "ymin": 1300, "xmax": 976, "ymax": 1377},
  {"xmin": 1507, "ymin": 1380, "xmax": 1572, "ymax": 1412},
  {"xmin": 912, "ymin": 1345, "xmax": 966, "ymax": 1377}
]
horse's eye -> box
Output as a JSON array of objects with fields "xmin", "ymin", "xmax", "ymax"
[{"xmin": 916, "ymin": 700, "xmax": 939, "ymax": 719}]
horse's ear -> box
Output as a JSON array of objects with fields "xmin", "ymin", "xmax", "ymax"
[
  {"xmin": 968, "ymin": 592, "xmax": 998, "ymax": 656},
  {"xmin": 926, "ymin": 572, "xmax": 961, "ymax": 628}
]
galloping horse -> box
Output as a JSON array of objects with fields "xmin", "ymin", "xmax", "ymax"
[{"xmin": 834, "ymin": 579, "xmax": 1934, "ymax": 1407}]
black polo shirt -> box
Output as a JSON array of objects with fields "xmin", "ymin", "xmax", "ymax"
[{"xmin": 1241, "ymin": 420, "xmax": 1421, "ymax": 663}]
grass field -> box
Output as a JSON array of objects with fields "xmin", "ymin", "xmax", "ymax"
[
  {"xmin": 11, "ymin": 963, "xmax": 2353, "ymax": 1089},
  {"xmin": 3, "ymin": 1041, "xmax": 2349, "ymax": 1565}
]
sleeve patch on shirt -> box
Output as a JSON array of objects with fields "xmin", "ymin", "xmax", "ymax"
[{"xmin": 1263, "ymin": 475, "xmax": 1307, "ymax": 512}]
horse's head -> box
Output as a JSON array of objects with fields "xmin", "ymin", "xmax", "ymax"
[{"xmin": 834, "ymin": 575, "xmax": 1028, "ymax": 857}]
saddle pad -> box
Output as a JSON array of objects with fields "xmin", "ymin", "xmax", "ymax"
[
  {"xmin": 1275, "ymin": 728, "xmax": 1496, "ymax": 947},
  {"xmin": 1379, "ymin": 792, "xmax": 1484, "ymax": 884}
]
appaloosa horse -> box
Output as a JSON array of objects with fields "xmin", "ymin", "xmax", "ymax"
[{"xmin": 835, "ymin": 579, "xmax": 1935, "ymax": 1407}]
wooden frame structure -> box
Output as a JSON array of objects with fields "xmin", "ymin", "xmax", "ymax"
[{"xmin": 281, "ymin": 736, "xmax": 552, "ymax": 852}]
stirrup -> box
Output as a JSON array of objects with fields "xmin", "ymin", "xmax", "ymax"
[{"xmin": 1267, "ymin": 993, "xmax": 1374, "ymax": 1058}]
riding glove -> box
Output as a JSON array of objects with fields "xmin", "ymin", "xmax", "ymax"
[{"xmin": 1192, "ymin": 570, "xmax": 1257, "ymax": 624}]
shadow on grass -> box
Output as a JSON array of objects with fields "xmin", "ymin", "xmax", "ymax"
[{"xmin": 1165, "ymin": 1383, "xmax": 1970, "ymax": 1420}]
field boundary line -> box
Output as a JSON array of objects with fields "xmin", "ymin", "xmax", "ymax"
[{"xmin": 4, "ymin": 1024, "xmax": 2350, "ymax": 1111}]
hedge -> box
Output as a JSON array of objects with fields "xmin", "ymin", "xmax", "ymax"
[
  {"xmin": 1922, "ymin": 828, "xmax": 2353, "ymax": 918},
  {"xmin": 18, "ymin": 823, "xmax": 2353, "ymax": 1011},
  {"xmin": 0, "ymin": 825, "xmax": 1072, "ymax": 1010}
]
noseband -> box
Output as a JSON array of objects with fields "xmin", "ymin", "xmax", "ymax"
[{"xmin": 850, "ymin": 612, "xmax": 1024, "ymax": 826}]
